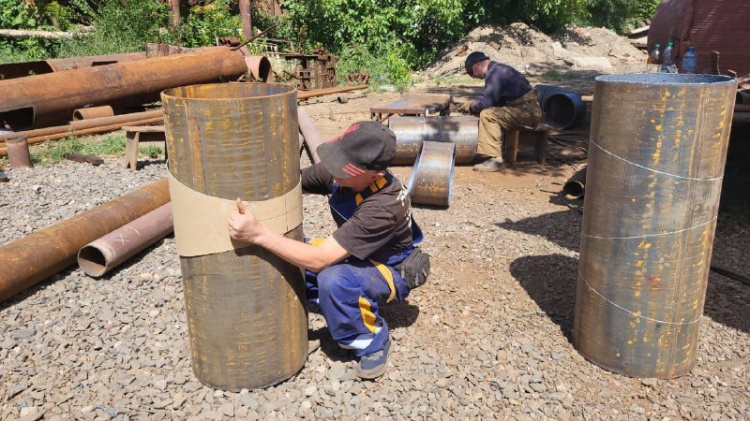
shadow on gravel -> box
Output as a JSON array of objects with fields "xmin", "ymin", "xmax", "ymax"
[
  {"xmin": 308, "ymin": 301, "xmax": 420, "ymax": 363},
  {"xmin": 496, "ymin": 209, "xmax": 583, "ymax": 253}
]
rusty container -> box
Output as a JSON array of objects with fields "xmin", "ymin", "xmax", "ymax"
[
  {"xmin": 388, "ymin": 116, "xmax": 478, "ymax": 165},
  {"xmin": 573, "ymin": 74, "xmax": 737, "ymax": 378},
  {"xmin": 6, "ymin": 134, "xmax": 33, "ymax": 169},
  {"xmin": 407, "ymin": 141, "xmax": 456, "ymax": 207},
  {"xmin": 162, "ymin": 83, "xmax": 306, "ymax": 390}
]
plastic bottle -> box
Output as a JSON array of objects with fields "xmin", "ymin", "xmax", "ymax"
[
  {"xmin": 661, "ymin": 42, "xmax": 676, "ymax": 73},
  {"xmin": 647, "ymin": 43, "xmax": 661, "ymax": 72},
  {"xmin": 682, "ymin": 45, "xmax": 698, "ymax": 74}
]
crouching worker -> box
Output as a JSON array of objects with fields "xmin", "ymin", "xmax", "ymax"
[{"xmin": 228, "ymin": 121, "xmax": 430, "ymax": 379}]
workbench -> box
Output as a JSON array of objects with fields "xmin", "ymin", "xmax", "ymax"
[{"xmin": 370, "ymin": 94, "xmax": 452, "ymax": 122}]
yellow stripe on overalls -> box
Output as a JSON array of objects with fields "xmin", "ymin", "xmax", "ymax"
[
  {"xmin": 369, "ymin": 259, "xmax": 396, "ymax": 303},
  {"xmin": 358, "ymin": 297, "xmax": 377, "ymax": 333}
]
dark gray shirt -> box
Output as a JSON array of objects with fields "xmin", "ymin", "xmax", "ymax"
[{"xmin": 470, "ymin": 61, "xmax": 532, "ymax": 114}]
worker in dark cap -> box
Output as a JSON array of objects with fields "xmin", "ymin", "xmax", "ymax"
[
  {"xmin": 458, "ymin": 51, "xmax": 542, "ymax": 172},
  {"xmin": 229, "ymin": 121, "xmax": 429, "ymax": 380}
]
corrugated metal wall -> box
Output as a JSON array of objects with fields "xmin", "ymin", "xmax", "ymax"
[{"xmin": 649, "ymin": 0, "xmax": 750, "ymax": 76}]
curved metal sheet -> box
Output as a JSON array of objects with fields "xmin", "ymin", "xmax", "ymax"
[
  {"xmin": 407, "ymin": 141, "xmax": 456, "ymax": 207},
  {"xmin": 389, "ymin": 116, "xmax": 477, "ymax": 165},
  {"xmin": 162, "ymin": 82, "xmax": 306, "ymax": 391},
  {"xmin": 573, "ymin": 73, "xmax": 737, "ymax": 378}
]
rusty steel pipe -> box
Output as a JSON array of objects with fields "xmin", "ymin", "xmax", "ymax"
[
  {"xmin": 297, "ymin": 108, "xmax": 323, "ymax": 164},
  {"xmin": 0, "ymin": 47, "xmax": 247, "ymax": 129},
  {"xmin": 574, "ymin": 74, "xmax": 737, "ymax": 379},
  {"xmin": 297, "ymin": 84, "xmax": 368, "ymax": 100},
  {"xmin": 6, "ymin": 135, "xmax": 33, "ymax": 169},
  {"xmin": 162, "ymin": 83, "xmax": 306, "ymax": 391},
  {"xmin": 0, "ymin": 52, "xmax": 147, "ymax": 80},
  {"xmin": 563, "ymin": 167, "xmax": 587, "ymax": 200},
  {"xmin": 73, "ymin": 105, "xmax": 115, "ymax": 121},
  {"xmin": 408, "ymin": 141, "xmax": 456, "ymax": 207},
  {"xmin": 243, "ymin": 56, "xmax": 274, "ymax": 83},
  {"xmin": 78, "ymin": 203, "xmax": 173, "ymax": 277},
  {"xmin": 0, "ymin": 179, "xmax": 170, "ymax": 302},
  {"xmin": 388, "ymin": 116, "xmax": 478, "ymax": 166}
]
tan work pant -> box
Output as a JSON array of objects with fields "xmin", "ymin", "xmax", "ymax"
[{"xmin": 476, "ymin": 88, "xmax": 542, "ymax": 160}]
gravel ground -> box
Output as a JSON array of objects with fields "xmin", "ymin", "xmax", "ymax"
[{"xmin": 1, "ymin": 90, "xmax": 749, "ymax": 421}]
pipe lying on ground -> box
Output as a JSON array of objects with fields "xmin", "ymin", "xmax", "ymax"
[
  {"xmin": 389, "ymin": 116, "xmax": 478, "ymax": 165},
  {"xmin": 0, "ymin": 178, "xmax": 170, "ymax": 303},
  {"xmin": 0, "ymin": 52, "xmax": 147, "ymax": 80},
  {"xmin": 297, "ymin": 84, "xmax": 368, "ymax": 100},
  {"xmin": 73, "ymin": 106, "xmax": 115, "ymax": 121},
  {"xmin": 408, "ymin": 141, "xmax": 456, "ymax": 207},
  {"xmin": 562, "ymin": 167, "xmax": 587, "ymax": 199},
  {"xmin": 78, "ymin": 203, "xmax": 173, "ymax": 277},
  {"xmin": 0, "ymin": 46, "xmax": 247, "ymax": 129},
  {"xmin": 297, "ymin": 108, "xmax": 323, "ymax": 164},
  {"xmin": 573, "ymin": 74, "xmax": 737, "ymax": 379}
]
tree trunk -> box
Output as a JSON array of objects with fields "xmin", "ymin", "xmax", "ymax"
[{"xmin": 239, "ymin": 0, "xmax": 253, "ymax": 39}]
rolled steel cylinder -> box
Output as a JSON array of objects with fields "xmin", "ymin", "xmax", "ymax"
[
  {"xmin": 73, "ymin": 105, "xmax": 115, "ymax": 121},
  {"xmin": 0, "ymin": 179, "xmax": 170, "ymax": 302},
  {"xmin": 563, "ymin": 167, "xmax": 587, "ymax": 200},
  {"xmin": 389, "ymin": 116, "xmax": 477, "ymax": 165},
  {"xmin": 162, "ymin": 83, "xmax": 306, "ymax": 391},
  {"xmin": 78, "ymin": 203, "xmax": 173, "ymax": 277},
  {"xmin": 574, "ymin": 74, "xmax": 737, "ymax": 378},
  {"xmin": 407, "ymin": 141, "xmax": 456, "ymax": 207},
  {"xmin": 6, "ymin": 134, "xmax": 33, "ymax": 169}
]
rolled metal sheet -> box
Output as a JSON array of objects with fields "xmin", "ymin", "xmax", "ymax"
[
  {"xmin": 78, "ymin": 203, "xmax": 173, "ymax": 277},
  {"xmin": 573, "ymin": 74, "xmax": 737, "ymax": 379},
  {"xmin": 162, "ymin": 83, "xmax": 306, "ymax": 391},
  {"xmin": 407, "ymin": 141, "xmax": 456, "ymax": 207},
  {"xmin": 389, "ymin": 116, "xmax": 477, "ymax": 165},
  {"xmin": 563, "ymin": 167, "xmax": 587, "ymax": 200},
  {"xmin": 73, "ymin": 105, "xmax": 115, "ymax": 121}
]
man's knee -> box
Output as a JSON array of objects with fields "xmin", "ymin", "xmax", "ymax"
[{"xmin": 317, "ymin": 265, "xmax": 356, "ymax": 300}]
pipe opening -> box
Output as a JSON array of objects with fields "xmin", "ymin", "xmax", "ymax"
[
  {"xmin": 163, "ymin": 82, "xmax": 294, "ymax": 100},
  {"xmin": 562, "ymin": 181, "xmax": 584, "ymax": 199},
  {"xmin": 78, "ymin": 246, "xmax": 108, "ymax": 277}
]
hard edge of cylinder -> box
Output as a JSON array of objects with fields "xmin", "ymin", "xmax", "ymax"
[
  {"xmin": 192, "ymin": 353, "xmax": 309, "ymax": 392},
  {"xmin": 161, "ymin": 83, "xmax": 297, "ymax": 101},
  {"xmin": 572, "ymin": 338, "xmax": 695, "ymax": 380}
]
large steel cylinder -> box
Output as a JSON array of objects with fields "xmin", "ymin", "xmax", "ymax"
[
  {"xmin": 388, "ymin": 116, "xmax": 478, "ymax": 165},
  {"xmin": 407, "ymin": 141, "xmax": 456, "ymax": 207},
  {"xmin": 573, "ymin": 74, "xmax": 737, "ymax": 378},
  {"xmin": 162, "ymin": 83, "xmax": 307, "ymax": 391}
]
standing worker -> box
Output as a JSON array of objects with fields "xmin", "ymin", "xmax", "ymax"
[
  {"xmin": 228, "ymin": 121, "xmax": 430, "ymax": 380},
  {"xmin": 457, "ymin": 51, "xmax": 543, "ymax": 171}
]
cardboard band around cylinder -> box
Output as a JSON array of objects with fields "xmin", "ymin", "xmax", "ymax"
[
  {"xmin": 573, "ymin": 74, "xmax": 737, "ymax": 379},
  {"xmin": 162, "ymin": 82, "xmax": 307, "ymax": 391},
  {"xmin": 388, "ymin": 116, "xmax": 478, "ymax": 165}
]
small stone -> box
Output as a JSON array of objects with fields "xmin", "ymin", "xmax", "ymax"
[
  {"xmin": 529, "ymin": 383, "xmax": 546, "ymax": 393},
  {"xmin": 81, "ymin": 405, "xmax": 96, "ymax": 414},
  {"xmin": 149, "ymin": 309, "xmax": 161, "ymax": 317},
  {"xmin": 220, "ymin": 403, "xmax": 234, "ymax": 417},
  {"xmin": 12, "ymin": 329, "xmax": 35, "ymax": 340},
  {"xmin": 641, "ymin": 378, "xmax": 658, "ymax": 387},
  {"xmin": 241, "ymin": 395, "xmax": 259, "ymax": 410},
  {"xmin": 551, "ymin": 352, "xmax": 566, "ymax": 360},
  {"xmin": 304, "ymin": 385, "xmax": 317, "ymax": 397},
  {"xmin": 328, "ymin": 364, "xmax": 346, "ymax": 381}
]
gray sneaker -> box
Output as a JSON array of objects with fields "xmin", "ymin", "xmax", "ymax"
[
  {"xmin": 473, "ymin": 157, "xmax": 505, "ymax": 172},
  {"xmin": 356, "ymin": 339, "xmax": 391, "ymax": 379}
]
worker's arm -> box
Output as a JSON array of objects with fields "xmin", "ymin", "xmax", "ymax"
[{"xmin": 228, "ymin": 199, "xmax": 349, "ymax": 273}]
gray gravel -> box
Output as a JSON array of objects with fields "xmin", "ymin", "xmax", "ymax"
[{"xmin": 1, "ymin": 130, "xmax": 749, "ymax": 420}]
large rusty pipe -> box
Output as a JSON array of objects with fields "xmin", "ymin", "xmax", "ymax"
[
  {"xmin": 243, "ymin": 56, "xmax": 274, "ymax": 83},
  {"xmin": 407, "ymin": 141, "xmax": 456, "ymax": 207},
  {"xmin": 6, "ymin": 135, "xmax": 33, "ymax": 169},
  {"xmin": 0, "ymin": 47, "xmax": 247, "ymax": 129},
  {"xmin": 297, "ymin": 84, "xmax": 368, "ymax": 100},
  {"xmin": 388, "ymin": 116, "xmax": 478, "ymax": 165},
  {"xmin": 0, "ymin": 179, "xmax": 170, "ymax": 302},
  {"xmin": 73, "ymin": 105, "xmax": 115, "ymax": 121},
  {"xmin": 574, "ymin": 74, "xmax": 737, "ymax": 379},
  {"xmin": 163, "ymin": 83, "xmax": 306, "ymax": 390},
  {"xmin": 78, "ymin": 203, "xmax": 173, "ymax": 277},
  {"xmin": 297, "ymin": 108, "xmax": 323, "ymax": 164},
  {"xmin": 0, "ymin": 52, "xmax": 147, "ymax": 80}
]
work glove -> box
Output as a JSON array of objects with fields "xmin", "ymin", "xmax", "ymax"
[{"xmin": 457, "ymin": 101, "xmax": 473, "ymax": 114}]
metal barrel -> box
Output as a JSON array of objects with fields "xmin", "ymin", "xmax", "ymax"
[
  {"xmin": 573, "ymin": 74, "xmax": 737, "ymax": 378},
  {"xmin": 388, "ymin": 116, "xmax": 477, "ymax": 165},
  {"xmin": 78, "ymin": 203, "xmax": 173, "ymax": 277},
  {"xmin": 537, "ymin": 85, "xmax": 587, "ymax": 129},
  {"xmin": 162, "ymin": 83, "xmax": 306, "ymax": 391},
  {"xmin": 407, "ymin": 141, "xmax": 456, "ymax": 207}
]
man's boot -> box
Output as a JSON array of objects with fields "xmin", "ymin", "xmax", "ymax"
[{"xmin": 473, "ymin": 157, "xmax": 506, "ymax": 172}]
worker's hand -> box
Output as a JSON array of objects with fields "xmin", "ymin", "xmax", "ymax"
[
  {"xmin": 228, "ymin": 198, "xmax": 265, "ymax": 244},
  {"xmin": 457, "ymin": 101, "xmax": 473, "ymax": 114}
]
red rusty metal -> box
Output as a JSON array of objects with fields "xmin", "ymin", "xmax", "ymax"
[
  {"xmin": 0, "ymin": 52, "xmax": 147, "ymax": 80},
  {"xmin": 297, "ymin": 108, "xmax": 323, "ymax": 164},
  {"xmin": 0, "ymin": 179, "xmax": 170, "ymax": 302},
  {"xmin": 0, "ymin": 47, "xmax": 247, "ymax": 129},
  {"xmin": 73, "ymin": 105, "xmax": 115, "ymax": 121},
  {"xmin": 239, "ymin": 0, "xmax": 253, "ymax": 39},
  {"xmin": 78, "ymin": 203, "xmax": 173, "ymax": 277},
  {"xmin": 244, "ymin": 56, "xmax": 274, "ymax": 83},
  {"xmin": 6, "ymin": 135, "xmax": 33, "ymax": 169},
  {"xmin": 297, "ymin": 84, "xmax": 368, "ymax": 100}
]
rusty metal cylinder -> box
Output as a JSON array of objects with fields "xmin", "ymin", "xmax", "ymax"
[
  {"xmin": 563, "ymin": 167, "xmax": 587, "ymax": 200},
  {"xmin": 73, "ymin": 105, "xmax": 115, "ymax": 121},
  {"xmin": 6, "ymin": 134, "xmax": 33, "ymax": 169},
  {"xmin": 574, "ymin": 74, "xmax": 737, "ymax": 378},
  {"xmin": 78, "ymin": 203, "xmax": 173, "ymax": 277},
  {"xmin": 408, "ymin": 141, "xmax": 456, "ymax": 207},
  {"xmin": 162, "ymin": 83, "xmax": 306, "ymax": 391},
  {"xmin": 388, "ymin": 116, "xmax": 477, "ymax": 165}
]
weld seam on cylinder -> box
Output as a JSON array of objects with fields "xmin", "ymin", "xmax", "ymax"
[
  {"xmin": 579, "ymin": 271, "xmax": 702, "ymax": 326},
  {"xmin": 581, "ymin": 216, "xmax": 717, "ymax": 240},
  {"xmin": 590, "ymin": 139, "xmax": 724, "ymax": 182}
]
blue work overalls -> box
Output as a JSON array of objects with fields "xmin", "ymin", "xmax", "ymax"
[{"xmin": 306, "ymin": 173, "xmax": 423, "ymax": 357}]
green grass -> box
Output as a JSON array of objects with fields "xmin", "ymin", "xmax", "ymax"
[{"xmin": 29, "ymin": 133, "xmax": 163, "ymax": 166}]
